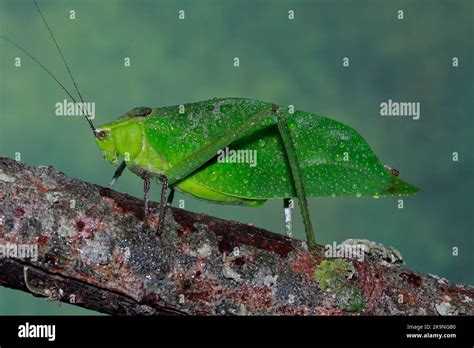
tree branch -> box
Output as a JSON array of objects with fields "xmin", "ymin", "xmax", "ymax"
[{"xmin": 0, "ymin": 157, "xmax": 472, "ymax": 315}]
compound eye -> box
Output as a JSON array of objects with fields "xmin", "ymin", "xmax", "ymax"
[
  {"xmin": 95, "ymin": 130, "xmax": 109, "ymax": 140},
  {"xmin": 129, "ymin": 107, "xmax": 152, "ymax": 117}
]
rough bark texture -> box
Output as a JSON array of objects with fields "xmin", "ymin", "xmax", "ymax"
[{"xmin": 0, "ymin": 157, "xmax": 472, "ymax": 315}]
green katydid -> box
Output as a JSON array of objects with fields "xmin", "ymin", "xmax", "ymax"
[{"xmin": 2, "ymin": 1, "xmax": 419, "ymax": 250}]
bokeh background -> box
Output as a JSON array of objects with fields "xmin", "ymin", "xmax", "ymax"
[{"xmin": 0, "ymin": 0, "xmax": 472, "ymax": 314}]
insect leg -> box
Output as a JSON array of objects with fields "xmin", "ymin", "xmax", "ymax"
[
  {"xmin": 157, "ymin": 175, "xmax": 169, "ymax": 236},
  {"xmin": 109, "ymin": 160, "xmax": 127, "ymax": 187},
  {"xmin": 167, "ymin": 188, "xmax": 175, "ymax": 206},
  {"xmin": 142, "ymin": 174, "xmax": 151, "ymax": 220},
  {"xmin": 276, "ymin": 119, "xmax": 316, "ymax": 249}
]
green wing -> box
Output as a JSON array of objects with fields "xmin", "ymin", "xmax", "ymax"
[{"xmin": 144, "ymin": 98, "xmax": 419, "ymax": 201}]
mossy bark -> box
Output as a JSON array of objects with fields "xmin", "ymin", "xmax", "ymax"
[{"xmin": 0, "ymin": 157, "xmax": 472, "ymax": 315}]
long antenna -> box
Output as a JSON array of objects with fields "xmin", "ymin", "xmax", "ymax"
[
  {"xmin": 33, "ymin": 0, "xmax": 96, "ymax": 133},
  {"xmin": 0, "ymin": 35, "xmax": 79, "ymax": 106}
]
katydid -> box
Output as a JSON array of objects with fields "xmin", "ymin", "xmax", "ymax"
[{"xmin": 2, "ymin": 1, "xmax": 420, "ymax": 250}]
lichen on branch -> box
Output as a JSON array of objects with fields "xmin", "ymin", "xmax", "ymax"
[{"xmin": 0, "ymin": 157, "xmax": 472, "ymax": 315}]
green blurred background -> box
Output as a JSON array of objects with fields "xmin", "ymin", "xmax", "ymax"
[{"xmin": 0, "ymin": 0, "xmax": 472, "ymax": 314}]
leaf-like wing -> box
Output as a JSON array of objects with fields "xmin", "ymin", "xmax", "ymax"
[{"xmin": 144, "ymin": 99, "xmax": 419, "ymax": 200}]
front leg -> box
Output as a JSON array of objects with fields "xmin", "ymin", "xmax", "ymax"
[{"xmin": 109, "ymin": 160, "xmax": 127, "ymax": 187}]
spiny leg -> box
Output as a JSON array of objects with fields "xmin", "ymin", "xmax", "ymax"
[
  {"xmin": 109, "ymin": 160, "xmax": 126, "ymax": 187},
  {"xmin": 277, "ymin": 118, "xmax": 316, "ymax": 249},
  {"xmin": 284, "ymin": 198, "xmax": 292, "ymax": 237},
  {"xmin": 157, "ymin": 175, "xmax": 169, "ymax": 236}
]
